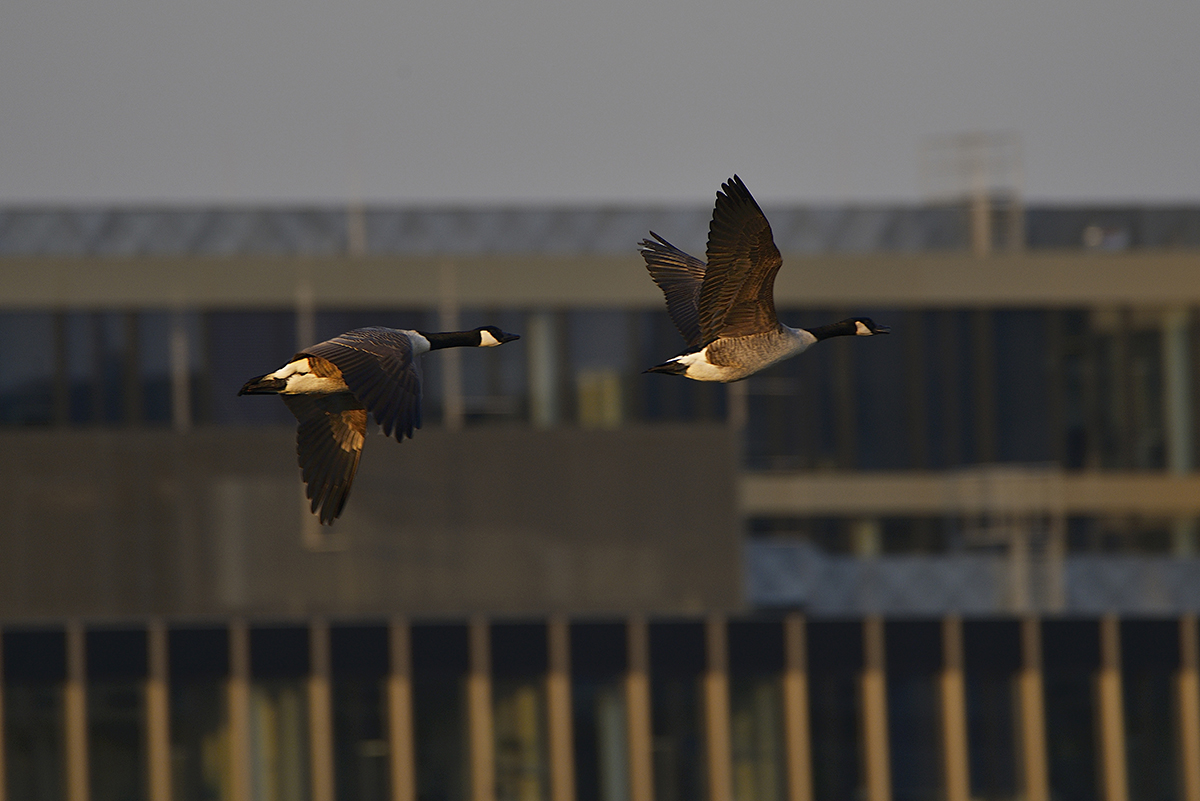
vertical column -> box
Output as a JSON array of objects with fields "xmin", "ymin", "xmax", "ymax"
[
  {"xmin": 782, "ymin": 614, "xmax": 813, "ymax": 801},
  {"xmin": 146, "ymin": 620, "xmax": 172, "ymax": 801},
  {"xmin": 1163, "ymin": 308, "xmax": 1196, "ymax": 552},
  {"xmin": 53, "ymin": 311, "xmax": 69, "ymax": 426},
  {"xmin": 528, "ymin": 311, "xmax": 561, "ymax": 429},
  {"xmin": 547, "ymin": 617, "xmax": 576, "ymax": 801},
  {"xmin": 169, "ymin": 310, "xmax": 193, "ymax": 433},
  {"xmin": 904, "ymin": 310, "xmax": 929, "ymax": 469},
  {"xmin": 310, "ymin": 620, "xmax": 335, "ymax": 801},
  {"xmin": 833, "ymin": 332, "xmax": 856, "ymax": 468},
  {"xmin": 439, "ymin": 259, "xmax": 464, "ymax": 430},
  {"xmin": 625, "ymin": 616, "xmax": 654, "ymax": 801},
  {"xmin": 228, "ymin": 620, "xmax": 252, "ymax": 801},
  {"xmin": 65, "ymin": 621, "xmax": 89, "ymax": 801},
  {"xmin": 388, "ymin": 619, "xmax": 416, "ymax": 801},
  {"xmin": 1016, "ymin": 617, "xmax": 1049, "ymax": 801},
  {"xmin": 968, "ymin": 170, "xmax": 992, "ymax": 258},
  {"xmin": 122, "ymin": 311, "xmax": 142, "ymax": 425},
  {"xmin": 939, "ymin": 617, "xmax": 970, "ymax": 801},
  {"xmin": 1178, "ymin": 615, "xmax": 1200, "ymax": 801},
  {"xmin": 1163, "ymin": 309, "xmax": 1193, "ymax": 472},
  {"xmin": 0, "ymin": 626, "xmax": 7, "ymax": 801},
  {"xmin": 295, "ymin": 277, "xmax": 316, "ymax": 350},
  {"xmin": 861, "ymin": 617, "xmax": 891, "ymax": 801},
  {"xmin": 939, "ymin": 311, "xmax": 963, "ymax": 466},
  {"xmin": 704, "ymin": 616, "xmax": 732, "ymax": 801},
  {"xmin": 90, "ymin": 313, "xmax": 106, "ymax": 423},
  {"xmin": 972, "ymin": 310, "xmax": 996, "ymax": 463},
  {"xmin": 467, "ymin": 618, "xmax": 495, "ymax": 801},
  {"xmin": 1097, "ymin": 616, "xmax": 1129, "ymax": 801},
  {"xmin": 1113, "ymin": 309, "xmax": 1133, "ymax": 469}
]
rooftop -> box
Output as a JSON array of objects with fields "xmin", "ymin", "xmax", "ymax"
[{"xmin": 2, "ymin": 203, "xmax": 1198, "ymax": 257}]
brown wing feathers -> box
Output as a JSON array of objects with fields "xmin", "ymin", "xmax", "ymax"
[
  {"xmin": 282, "ymin": 394, "xmax": 368, "ymax": 525},
  {"xmin": 697, "ymin": 175, "xmax": 783, "ymax": 343},
  {"xmin": 638, "ymin": 232, "xmax": 707, "ymax": 348}
]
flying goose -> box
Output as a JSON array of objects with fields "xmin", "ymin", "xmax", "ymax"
[
  {"xmin": 640, "ymin": 175, "xmax": 889, "ymax": 382},
  {"xmin": 239, "ymin": 325, "xmax": 520, "ymax": 524}
]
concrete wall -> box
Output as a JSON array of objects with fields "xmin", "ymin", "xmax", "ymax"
[{"xmin": 0, "ymin": 425, "xmax": 741, "ymax": 620}]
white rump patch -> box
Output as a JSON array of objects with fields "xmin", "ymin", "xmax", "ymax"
[
  {"xmin": 677, "ymin": 348, "xmax": 735, "ymax": 382},
  {"xmin": 271, "ymin": 358, "xmax": 348, "ymax": 394}
]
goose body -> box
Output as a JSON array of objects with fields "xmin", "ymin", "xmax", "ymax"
[
  {"xmin": 239, "ymin": 325, "xmax": 519, "ymax": 524},
  {"xmin": 640, "ymin": 175, "xmax": 888, "ymax": 382}
]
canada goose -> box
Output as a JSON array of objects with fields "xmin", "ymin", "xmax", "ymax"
[
  {"xmin": 640, "ymin": 175, "xmax": 889, "ymax": 382},
  {"xmin": 239, "ymin": 325, "xmax": 520, "ymax": 524}
]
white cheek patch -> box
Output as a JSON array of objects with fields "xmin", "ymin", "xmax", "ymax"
[
  {"xmin": 478, "ymin": 329, "xmax": 501, "ymax": 347},
  {"xmin": 855, "ymin": 321, "xmax": 872, "ymax": 336},
  {"xmin": 270, "ymin": 358, "xmax": 311, "ymax": 379}
]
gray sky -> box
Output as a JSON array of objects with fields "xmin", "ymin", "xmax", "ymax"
[{"xmin": 2, "ymin": 0, "xmax": 1197, "ymax": 205}]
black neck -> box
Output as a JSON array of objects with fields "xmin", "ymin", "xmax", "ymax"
[
  {"xmin": 419, "ymin": 329, "xmax": 480, "ymax": 350},
  {"xmin": 807, "ymin": 320, "xmax": 858, "ymax": 341}
]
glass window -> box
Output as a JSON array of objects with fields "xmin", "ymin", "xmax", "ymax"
[
  {"xmin": 492, "ymin": 623, "xmax": 549, "ymax": 801},
  {"xmin": 169, "ymin": 627, "xmax": 231, "ymax": 801},
  {"xmin": 728, "ymin": 621, "xmax": 785, "ymax": 801},
  {"xmin": 86, "ymin": 629, "xmax": 148, "ymax": 801},
  {"xmin": 853, "ymin": 308, "xmax": 908, "ymax": 470},
  {"xmin": 330, "ymin": 626, "xmax": 390, "ymax": 801},
  {"xmin": 745, "ymin": 310, "xmax": 840, "ymax": 470},
  {"xmin": 649, "ymin": 622, "xmax": 706, "ymax": 801},
  {"xmin": 412, "ymin": 624, "xmax": 469, "ymax": 801},
  {"xmin": 568, "ymin": 310, "xmax": 632, "ymax": 429},
  {"xmin": 1120, "ymin": 620, "xmax": 1179, "ymax": 801},
  {"xmin": 0, "ymin": 311, "xmax": 54, "ymax": 425},
  {"xmin": 249, "ymin": 627, "xmax": 311, "ymax": 801},
  {"xmin": 806, "ymin": 621, "xmax": 862, "ymax": 801},
  {"xmin": 571, "ymin": 622, "xmax": 629, "ymax": 801},
  {"xmin": 1042, "ymin": 619, "xmax": 1100, "ymax": 801},
  {"xmin": 994, "ymin": 310, "xmax": 1053, "ymax": 462},
  {"xmin": 205, "ymin": 311, "xmax": 295, "ymax": 426},
  {"xmin": 963, "ymin": 620, "xmax": 1020, "ymax": 801},
  {"xmin": 884, "ymin": 621, "xmax": 941, "ymax": 801},
  {"xmin": 2, "ymin": 629, "xmax": 66, "ymax": 801},
  {"xmin": 459, "ymin": 309, "xmax": 529, "ymax": 425},
  {"xmin": 634, "ymin": 312, "xmax": 726, "ymax": 425}
]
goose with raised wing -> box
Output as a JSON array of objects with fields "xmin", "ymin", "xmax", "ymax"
[
  {"xmin": 239, "ymin": 325, "xmax": 520, "ymax": 524},
  {"xmin": 640, "ymin": 175, "xmax": 888, "ymax": 382}
]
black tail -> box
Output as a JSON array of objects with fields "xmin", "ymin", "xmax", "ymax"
[
  {"xmin": 644, "ymin": 360, "xmax": 688, "ymax": 376},
  {"xmin": 238, "ymin": 374, "xmax": 287, "ymax": 395}
]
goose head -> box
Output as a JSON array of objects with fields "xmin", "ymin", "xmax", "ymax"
[
  {"xmin": 477, "ymin": 326, "xmax": 521, "ymax": 347},
  {"xmin": 848, "ymin": 318, "xmax": 890, "ymax": 336}
]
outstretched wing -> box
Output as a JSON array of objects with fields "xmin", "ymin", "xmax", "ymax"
[
  {"xmin": 638, "ymin": 232, "xmax": 707, "ymax": 348},
  {"xmin": 303, "ymin": 327, "xmax": 423, "ymax": 441},
  {"xmin": 282, "ymin": 394, "xmax": 367, "ymax": 524},
  {"xmin": 697, "ymin": 175, "xmax": 783, "ymax": 344}
]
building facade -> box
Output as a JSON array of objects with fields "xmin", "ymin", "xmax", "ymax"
[{"xmin": 2, "ymin": 203, "xmax": 1200, "ymax": 801}]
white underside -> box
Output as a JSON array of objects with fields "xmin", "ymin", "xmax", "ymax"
[
  {"xmin": 270, "ymin": 358, "xmax": 349, "ymax": 394},
  {"xmin": 672, "ymin": 348, "xmax": 740, "ymax": 382},
  {"xmin": 676, "ymin": 327, "xmax": 819, "ymax": 382}
]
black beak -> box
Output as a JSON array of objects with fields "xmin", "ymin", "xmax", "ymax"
[
  {"xmin": 498, "ymin": 331, "xmax": 521, "ymax": 344},
  {"xmin": 873, "ymin": 325, "xmax": 891, "ymax": 334}
]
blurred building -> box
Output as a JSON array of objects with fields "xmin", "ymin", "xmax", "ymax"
[{"xmin": 2, "ymin": 201, "xmax": 1200, "ymax": 801}]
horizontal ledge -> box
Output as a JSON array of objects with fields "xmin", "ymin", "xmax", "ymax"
[
  {"xmin": 740, "ymin": 469, "xmax": 1200, "ymax": 516},
  {"xmin": 2, "ymin": 251, "xmax": 1199, "ymax": 308}
]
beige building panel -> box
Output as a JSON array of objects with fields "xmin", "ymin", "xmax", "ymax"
[
  {"xmin": 3, "ymin": 251, "xmax": 1200, "ymax": 308},
  {"xmin": 741, "ymin": 471, "xmax": 1200, "ymax": 516}
]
